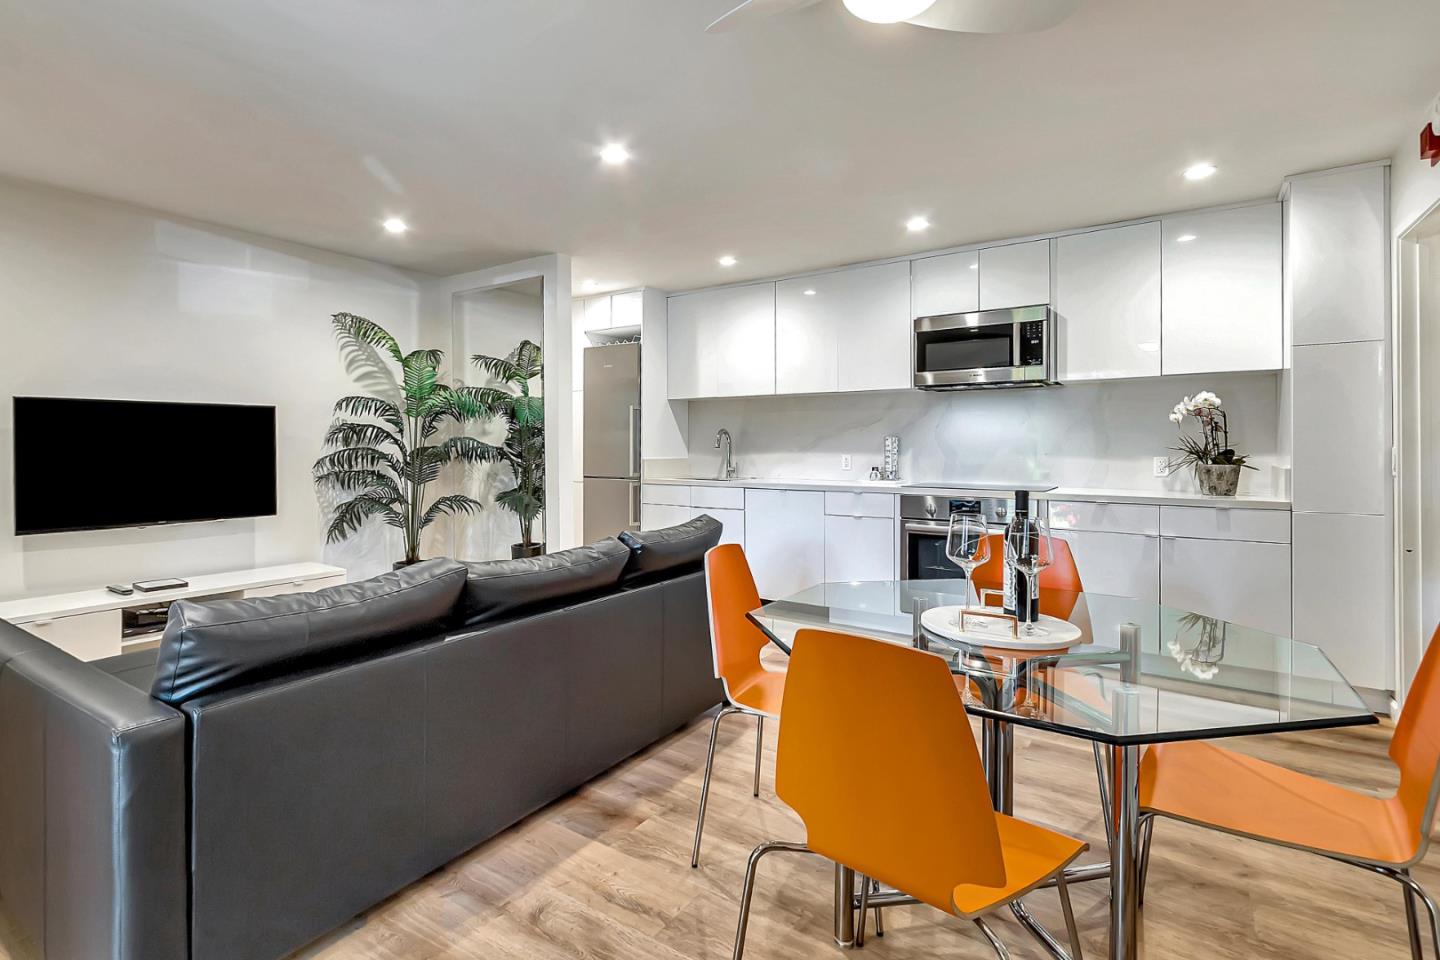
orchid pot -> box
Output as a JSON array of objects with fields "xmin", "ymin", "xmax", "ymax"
[{"xmin": 1165, "ymin": 390, "xmax": 1255, "ymax": 499}]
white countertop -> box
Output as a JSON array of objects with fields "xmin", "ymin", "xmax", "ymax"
[{"xmin": 643, "ymin": 476, "xmax": 1291, "ymax": 510}]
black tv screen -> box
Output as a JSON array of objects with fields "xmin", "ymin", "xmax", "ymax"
[{"xmin": 13, "ymin": 397, "xmax": 277, "ymax": 535}]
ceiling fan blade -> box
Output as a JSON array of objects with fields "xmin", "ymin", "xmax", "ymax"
[
  {"xmin": 905, "ymin": 0, "xmax": 1081, "ymax": 33},
  {"xmin": 706, "ymin": 0, "xmax": 826, "ymax": 33}
]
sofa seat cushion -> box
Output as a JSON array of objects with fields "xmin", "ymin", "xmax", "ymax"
[
  {"xmin": 618, "ymin": 515, "xmax": 723, "ymax": 586},
  {"xmin": 149, "ymin": 559, "xmax": 468, "ymax": 706},
  {"xmin": 457, "ymin": 539, "xmax": 630, "ymax": 626}
]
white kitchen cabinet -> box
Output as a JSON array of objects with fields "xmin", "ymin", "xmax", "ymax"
[
  {"xmin": 610, "ymin": 290, "xmax": 644, "ymax": 329},
  {"xmin": 1049, "ymin": 501, "xmax": 1159, "ymax": 537},
  {"xmin": 1054, "ymin": 222, "xmax": 1161, "ymax": 381},
  {"xmin": 582, "ymin": 295, "xmax": 612, "ymax": 333},
  {"xmin": 1291, "ymin": 511, "xmax": 1390, "ymax": 690},
  {"xmin": 1056, "ymin": 529, "xmax": 1161, "ymax": 652},
  {"xmin": 1292, "ymin": 340, "xmax": 1388, "ymax": 516},
  {"xmin": 640, "ymin": 483, "xmax": 690, "ymax": 507},
  {"xmin": 1158, "ymin": 506, "xmax": 1291, "ymax": 544},
  {"xmin": 666, "ymin": 283, "xmax": 776, "ymax": 400},
  {"xmin": 19, "ymin": 609, "xmax": 122, "ymax": 661},
  {"xmin": 706, "ymin": 507, "xmax": 746, "ymax": 547},
  {"xmin": 691, "ymin": 485, "xmax": 745, "ymax": 511},
  {"xmin": 979, "ymin": 239, "xmax": 1051, "ymax": 310},
  {"xmin": 912, "ymin": 250, "xmax": 979, "ymax": 318},
  {"xmin": 1289, "ymin": 166, "xmax": 1387, "ymax": 346},
  {"xmin": 824, "ymin": 516, "xmax": 895, "ymax": 583},
  {"xmin": 776, "ymin": 261, "xmax": 911, "ymax": 395},
  {"xmin": 1160, "ymin": 536, "xmax": 1291, "ymax": 637},
  {"xmin": 824, "ymin": 491, "xmax": 897, "ymax": 519},
  {"xmin": 1162, "ymin": 203, "xmax": 1282, "ymax": 374},
  {"xmin": 745, "ymin": 489, "xmax": 825, "ymax": 599},
  {"xmin": 641, "ymin": 503, "xmax": 692, "ymax": 531}
]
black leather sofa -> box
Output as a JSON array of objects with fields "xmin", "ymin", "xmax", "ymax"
[{"xmin": 0, "ymin": 518, "xmax": 723, "ymax": 960}]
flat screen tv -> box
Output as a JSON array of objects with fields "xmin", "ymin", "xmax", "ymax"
[{"xmin": 13, "ymin": 397, "xmax": 278, "ymax": 535}]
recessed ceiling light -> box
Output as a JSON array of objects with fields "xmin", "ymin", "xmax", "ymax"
[
  {"xmin": 718, "ymin": 255, "xmax": 738, "ymax": 267},
  {"xmin": 906, "ymin": 215, "xmax": 931, "ymax": 233},
  {"xmin": 598, "ymin": 143, "xmax": 631, "ymax": 166},
  {"xmin": 1183, "ymin": 162, "xmax": 1217, "ymax": 181},
  {"xmin": 843, "ymin": 0, "xmax": 938, "ymax": 24},
  {"xmin": 803, "ymin": 289, "xmax": 817, "ymax": 296},
  {"xmin": 1176, "ymin": 234, "xmax": 1197, "ymax": 243},
  {"xmin": 382, "ymin": 217, "xmax": 408, "ymax": 234}
]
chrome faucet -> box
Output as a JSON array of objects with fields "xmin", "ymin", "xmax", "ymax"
[{"xmin": 714, "ymin": 428, "xmax": 737, "ymax": 480}]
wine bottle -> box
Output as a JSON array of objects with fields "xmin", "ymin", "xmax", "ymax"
[{"xmin": 1003, "ymin": 491, "xmax": 1039, "ymax": 624}]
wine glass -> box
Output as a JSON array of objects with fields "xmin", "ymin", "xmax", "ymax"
[
  {"xmin": 1004, "ymin": 514, "xmax": 1054, "ymax": 638},
  {"xmin": 945, "ymin": 512, "xmax": 991, "ymax": 626}
]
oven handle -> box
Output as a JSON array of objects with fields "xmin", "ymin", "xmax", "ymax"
[{"xmin": 903, "ymin": 521, "xmax": 952, "ymax": 535}]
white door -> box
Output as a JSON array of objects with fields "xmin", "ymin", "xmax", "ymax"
[
  {"xmin": 979, "ymin": 239, "xmax": 1051, "ymax": 310},
  {"xmin": 1160, "ymin": 536, "xmax": 1292, "ymax": 637},
  {"xmin": 1054, "ymin": 222, "xmax": 1161, "ymax": 381},
  {"xmin": 745, "ymin": 489, "xmax": 825, "ymax": 599},
  {"xmin": 912, "ymin": 250, "xmax": 979, "ymax": 318},
  {"xmin": 1289, "ymin": 166, "xmax": 1387, "ymax": 346},
  {"xmin": 824, "ymin": 516, "xmax": 895, "ymax": 583},
  {"xmin": 667, "ymin": 283, "xmax": 776, "ymax": 399},
  {"xmin": 1055, "ymin": 529, "xmax": 1161, "ymax": 651},
  {"xmin": 1292, "ymin": 511, "xmax": 1390, "ymax": 690},
  {"xmin": 1292, "ymin": 340, "xmax": 1389, "ymax": 516},
  {"xmin": 1161, "ymin": 203, "xmax": 1282, "ymax": 374}
]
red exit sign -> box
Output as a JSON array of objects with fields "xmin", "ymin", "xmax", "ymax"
[{"xmin": 1425, "ymin": 95, "xmax": 1440, "ymax": 167}]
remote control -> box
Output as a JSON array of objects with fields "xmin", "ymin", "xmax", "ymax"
[{"xmin": 106, "ymin": 584, "xmax": 135, "ymax": 596}]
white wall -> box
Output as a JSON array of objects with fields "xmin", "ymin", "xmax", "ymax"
[
  {"xmin": 682, "ymin": 372, "xmax": 1285, "ymax": 496},
  {"xmin": 453, "ymin": 284, "xmax": 544, "ymax": 560},
  {"xmin": 0, "ymin": 177, "xmax": 430, "ymax": 599}
]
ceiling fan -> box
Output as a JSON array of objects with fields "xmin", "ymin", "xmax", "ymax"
[{"xmin": 707, "ymin": 0, "xmax": 1081, "ymax": 34}]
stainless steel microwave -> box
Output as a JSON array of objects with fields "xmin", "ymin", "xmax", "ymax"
[{"xmin": 912, "ymin": 304, "xmax": 1058, "ymax": 390}]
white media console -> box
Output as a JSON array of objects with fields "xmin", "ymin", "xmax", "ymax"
[{"xmin": 0, "ymin": 562, "xmax": 347, "ymax": 662}]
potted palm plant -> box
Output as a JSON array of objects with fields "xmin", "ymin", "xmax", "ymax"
[
  {"xmin": 314, "ymin": 313, "xmax": 499, "ymax": 566},
  {"xmin": 1166, "ymin": 390, "xmax": 1255, "ymax": 496},
  {"xmin": 470, "ymin": 340, "xmax": 546, "ymax": 558}
]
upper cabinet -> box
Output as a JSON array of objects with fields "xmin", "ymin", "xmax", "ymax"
[
  {"xmin": 667, "ymin": 283, "xmax": 776, "ymax": 400},
  {"xmin": 776, "ymin": 261, "xmax": 911, "ymax": 395},
  {"xmin": 610, "ymin": 290, "xmax": 644, "ymax": 329},
  {"xmin": 581, "ymin": 295, "xmax": 612, "ymax": 333},
  {"xmin": 1054, "ymin": 222, "xmax": 1162, "ymax": 381},
  {"xmin": 911, "ymin": 250, "xmax": 979, "ymax": 318},
  {"xmin": 1161, "ymin": 203, "xmax": 1282, "ymax": 374},
  {"xmin": 1288, "ymin": 166, "xmax": 1387, "ymax": 346},
  {"xmin": 979, "ymin": 239, "xmax": 1051, "ymax": 310}
]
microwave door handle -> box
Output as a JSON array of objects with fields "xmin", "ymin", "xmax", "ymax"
[{"xmin": 1013, "ymin": 322, "xmax": 1023, "ymax": 368}]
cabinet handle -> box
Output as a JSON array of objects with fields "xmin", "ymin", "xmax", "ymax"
[{"xmin": 30, "ymin": 619, "xmax": 52, "ymax": 628}]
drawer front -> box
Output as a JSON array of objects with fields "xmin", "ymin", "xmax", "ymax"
[
  {"xmin": 690, "ymin": 485, "xmax": 745, "ymax": 511},
  {"xmin": 640, "ymin": 484, "xmax": 691, "ymax": 507},
  {"xmin": 21, "ymin": 609, "xmax": 122, "ymax": 661},
  {"xmin": 243, "ymin": 575, "xmax": 346, "ymax": 599},
  {"xmin": 823, "ymin": 491, "xmax": 897, "ymax": 519},
  {"xmin": 1048, "ymin": 501, "xmax": 1159, "ymax": 536},
  {"xmin": 1159, "ymin": 506, "xmax": 1291, "ymax": 543}
]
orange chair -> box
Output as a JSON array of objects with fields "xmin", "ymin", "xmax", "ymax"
[
  {"xmin": 691, "ymin": 544, "xmax": 787, "ymax": 868},
  {"xmin": 968, "ymin": 533, "xmax": 1083, "ymax": 620},
  {"xmin": 1136, "ymin": 625, "xmax": 1440, "ymax": 957},
  {"xmin": 731, "ymin": 628, "xmax": 1088, "ymax": 960}
]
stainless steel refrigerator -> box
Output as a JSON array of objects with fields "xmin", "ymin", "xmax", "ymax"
[{"xmin": 582, "ymin": 341, "xmax": 641, "ymax": 543}]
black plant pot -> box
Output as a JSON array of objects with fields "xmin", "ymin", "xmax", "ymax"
[{"xmin": 511, "ymin": 543, "xmax": 545, "ymax": 559}]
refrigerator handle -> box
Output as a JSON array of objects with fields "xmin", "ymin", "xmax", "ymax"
[
  {"xmin": 629, "ymin": 482, "xmax": 640, "ymax": 527},
  {"xmin": 628, "ymin": 405, "xmax": 641, "ymax": 478}
]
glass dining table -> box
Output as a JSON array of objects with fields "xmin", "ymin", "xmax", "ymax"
[{"xmin": 748, "ymin": 579, "xmax": 1377, "ymax": 960}]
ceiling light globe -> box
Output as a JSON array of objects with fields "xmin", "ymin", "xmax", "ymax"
[
  {"xmin": 1183, "ymin": 162, "xmax": 1217, "ymax": 181},
  {"xmin": 842, "ymin": 0, "xmax": 937, "ymax": 23},
  {"xmin": 382, "ymin": 218, "xmax": 408, "ymax": 234}
]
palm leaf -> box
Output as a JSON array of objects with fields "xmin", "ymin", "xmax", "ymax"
[
  {"xmin": 508, "ymin": 340, "xmax": 543, "ymax": 381},
  {"xmin": 470, "ymin": 354, "xmax": 518, "ymax": 384},
  {"xmin": 325, "ymin": 493, "xmax": 404, "ymax": 543},
  {"xmin": 313, "ymin": 469, "xmax": 401, "ymax": 497},
  {"xmin": 440, "ymin": 435, "xmax": 507, "ymax": 464},
  {"xmin": 419, "ymin": 494, "xmax": 484, "ymax": 529},
  {"xmin": 333, "ymin": 395, "xmax": 404, "ymax": 434},
  {"xmin": 511, "ymin": 394, "xmax": 544, "ymax": 427},
  {"xmin": 324, "ymin": 421, "xmax": 406, "ymax": 454},
  {"xmin": 332, "ymin": 313, "xmax": 403, "ymax": 364},
  {"xmin": 313, "ymin": 446, "xmax": 402, "ymax": 476}
]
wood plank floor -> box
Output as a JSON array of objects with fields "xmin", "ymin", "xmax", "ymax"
[{"xmin": 277, "ymin": 710, "xmax": 1432, "ymax": 960}]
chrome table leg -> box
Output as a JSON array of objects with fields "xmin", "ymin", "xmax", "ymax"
[
  {"xmin": 855, "ymin": 874, "xmax": 870, "ymax": 947},
  {"xmin": 1108, "ymin": 744, "xmax": 1141, "ymax": 960},
  {"xmin": 834, "ymin": 863, "xmax": 856, "ymax": 947}
]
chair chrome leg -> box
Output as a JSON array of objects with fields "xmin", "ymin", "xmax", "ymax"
[
  {"xmin": 1394, "ymin": 870, "xmax": 1440, "ymax": 960},
  {"xmin": 856, "ymin": 873, "xmax": 870, "ymax": 947},
  {"xmin": 1137, "ymin": 814, "xmax": 1155, "ymax": 908},
  {"xmin": 732, "ymin": 840, "xmax": 811, "ymax": 960},
  {"xmin": 1056, "ymin": 870, "xmax": 1084, "ymax": 960},
  {"xmin": 1404, "ymin": 884, "xmax": 1425, "ymax": 960},
  {"xmin": 873, "ymin": 877, "xmax": 885, "ymax": 937},
  {"xmin": 973, "ymin": 916, "xmax": 1013, "ymax": 960},
  {"xmin": 692, "ymin": 706, "xmax": 741, "ymax": 868},
  {"xmin": 753, "ymin": 715, "xmax": 764, "ymax": 797},
  {"xmin": 1092, "ymin": 743, "xmax": 1114, "ymax": 850}
]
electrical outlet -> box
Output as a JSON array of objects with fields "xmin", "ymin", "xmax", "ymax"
[
  {"xmin": 841, "ymin": 455, "xmax": 853, "ymax": 471},
  {"xmin": 1153, "ymin": 456, "xmax": 1171, "ymax": 478}
]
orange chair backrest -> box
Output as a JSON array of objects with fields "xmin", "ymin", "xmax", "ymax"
[
  {"xmin": 1388, "ymin": 624, "xmax": 1440, "ymax": 862},
  {"xmin": 704, "ymin": 544, "xmax": 771, "ymax": 701},
  {"xmin": 776, "ymin": 629, "xmax": 1006, "ymax": 912},
  {"xmin": 969, "ymin": 533, "xmax": 1083, "ymax": 620}
]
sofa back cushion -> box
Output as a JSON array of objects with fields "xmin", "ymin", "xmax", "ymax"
[
  {"xmin": 456, "ymin": 539, "xmax": 630, "ymax": 626},
  {"xmin": 618, "ymin": 515, "xmax": 723, "ymax": 586},
  {"xmin": 149, "ymin": 559, "xmax": 467, "ymax": 706}
]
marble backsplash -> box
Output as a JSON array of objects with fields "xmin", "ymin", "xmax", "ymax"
[{"xmin": 680, "ymin": 371, "xmax": 1287, "ymax": 497}]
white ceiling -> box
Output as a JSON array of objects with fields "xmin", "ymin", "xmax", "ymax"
[{"xmin": 2, "ymin": 0, "xmax": 1438, "ymax": 294}]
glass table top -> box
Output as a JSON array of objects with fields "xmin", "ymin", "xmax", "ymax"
[{"xmin": 748, "ymin": 579, "xmax": 1377, "ymax": 745}]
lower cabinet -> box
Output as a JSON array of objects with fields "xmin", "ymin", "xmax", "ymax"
[
  {"xmin": 823, "ymin": 516, "xmax": 895, "ymax": 583},
  {"xmin": 744, "ymin": 489, "xmax": 826, "ymax": 599},
  {"xmin": 1291, "ymin": 511, "xmax": 1391, "ymax": 691},
  {"xmin": 1159, "ymin": 536, "xmax": 1292, "ymax": 638},
  {"xmin": 640, "ymin": 503, "xmax": 692, "ymax": 531},
  {"xmin": 1054, "ymin": 529, "xmax": 1161, "ymax": 651},
  {"xmin": 19, "ymin": 609, "xmax": 122, "ymax": 661}
]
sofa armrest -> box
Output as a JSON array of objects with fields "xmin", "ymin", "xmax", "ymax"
[{"xmin": 0, "ymin": 622, "xmax": 187, "ymax": 960}]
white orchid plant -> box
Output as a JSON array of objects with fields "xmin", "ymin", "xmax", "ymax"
[{"xmin": 1166, "ymin": 390, "xmax": 1254, "ymax": 471}]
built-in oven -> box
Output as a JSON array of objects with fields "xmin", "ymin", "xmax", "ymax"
[
  {"xmin": 913, "ymin": 304, "xmax": 1058, "ymax": 390},
  {"xmin": 899, "ymin": 493, "xmax": 1047, "ymax": 581}
]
